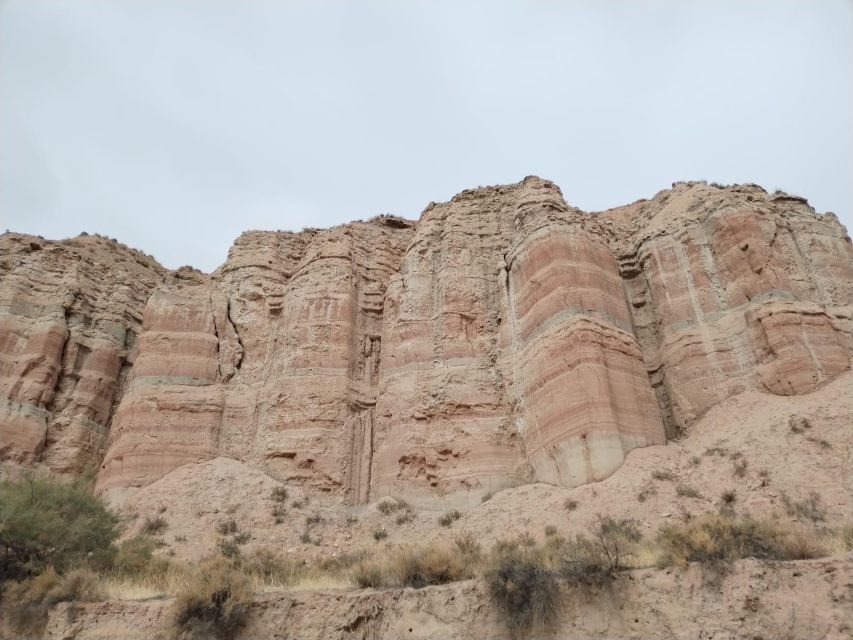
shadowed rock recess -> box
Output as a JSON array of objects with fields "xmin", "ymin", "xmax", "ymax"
[{"xmin": 1, "ymin": 177, "xmax": 851, "ymax": 504}]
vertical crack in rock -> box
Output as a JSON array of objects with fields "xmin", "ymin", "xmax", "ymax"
[{"xmin": 3, "ymin": 179, "xmax": 851, "ymax": 501}]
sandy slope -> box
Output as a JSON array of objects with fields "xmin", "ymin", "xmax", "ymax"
[{"xmin": 120, "ymin": 371, "xmax": 853, "ymax": 561}]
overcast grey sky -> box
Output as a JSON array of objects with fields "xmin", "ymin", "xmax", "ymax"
[{"xmin": 1, "ymin": 1, "xmax": 850, "ymax": 272}]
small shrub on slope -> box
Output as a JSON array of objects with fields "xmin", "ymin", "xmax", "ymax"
[{"xmin": 172, "ymin": 557, "xmax": 252, "ymax": 640}]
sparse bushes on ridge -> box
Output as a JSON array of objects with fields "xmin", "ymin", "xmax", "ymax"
[
  {"xmin": 487, "ymin": 518, "xmax": 639, "ymax": 631},
  {"xmin": 352, "ymin": 543, "xmax": 476, "ymax": 590},
  {"xmin": 655, "ymin": 513, "xmax": 825, "ymax": 569}
]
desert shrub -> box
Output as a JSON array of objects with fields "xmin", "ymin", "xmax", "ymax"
[
  {"xmin": 676, "ymin": 485, "xmax": 702, "ymax": 499},
  {"xmin": 217, "ymin": 539, "xmax": 241, "ymax": 559},
  {"xmin": 544, "ymin": 525, "xmax": 558, "ymax": 537},
  {"xmin": 0, "ymin": 473, "xmax": 119, "ymax": 579},
  {"xmin": 841, "ymin": 525, "xmax": 853, "ymax": 551},
  {"xmin": 651, "ymin": 469, "xmax": 674, "ymax": 481},
  {"xmin": 718, "ymin": 489, "xmax": 737, "ymax": 514},
  {"xmin": 1, "ymin": 568, "xmax": 59, "ymax": 633},
  {"xmin": 305, "ymin": 513, "xmax": 323, "ymax": 526},
  {"xmin": 270, "ymin": 486, "xmax": 288, "ymax": 503},
  {"xmin": 454, "ymin": 533, "xmax": 482, "ymax": 558},
  {"xmin": 241, "ymin": 548, "xmax": 302, "ymax": 585},
  {"xmin": 352, "ymin": 543, "xmax": 474, "ymax": 589},
  {"xmin": 352, "ymin": 561, "xmax": 384, "ymax": 588},
  {"xmin": 789, "ymin": 416, "xmax": 811, "ymax": 434},
  {"xmin": 141, "ymin": 515, "xmax": 168, "ymax": 536},
  {"xmin": 395, "ymin": 508, "xmax": 414, "ymax": 525},
  {"xmin": 376, "ymin": 497, "xmax": 408, "ymax": 515},
  {"xmin": 481, "ymin": 491, "xmax": 493, "ymax": 503},
  {"xmin": 216, "ymin": 519, "xmax": 238, "ymax": 536},
  {"xmin": 233, "ymin": 531, "xmax": 251, "ymax": 545},
  {"xmin": 805, "ymin": 436, "xmax": 832, "ymax": 449},
  {"xmin": 486, "ymin": 545, "xmax": 560, "ymax": 631},
  {"xmin": 689, "ymin": 456, "xmax": 701, "ymax": 466},
  {"xmin": 1, "ymin": 568, "xmax": 103, "ymax": 634},
  {"xmin": 561, "ymin": 517, "xmax": 641, "ymax": 585},
  {"xmin": 317, "ymin": 550, "xmax": 368, "ymax": 574},
  {"xmin": 518, "ymin": 531, "xmax": 536, "ymax": 547},
  {"xmin": 781, "ymin": 491, "xmax": 826, "ymax": 523},
  {"xmin": 732, "ymin": 457, "xmax": 748, "ymax": 478},
  {"xmin": 637, "ymin": 485, "xmax": 657, "ymax": 502},
  {"xmin": 564, "ymin": 498, "xmax": 578, "ymax": 511},
  {"xmin": 173, "ymin": 557, "xmax": 252, "ymax": 640},
  {"xmin": 392, "ymin": 545, "xmax": 473, "ymax": 588},
  {"xmin": 656, "ymin": 514, "xmax": 826, "ymax": 569},
  {"xmin": 373, "ymin": 528, "xmax": 388, "ymax": 541},
  {"xmin": 113, "ymin": 535, "xmax": 160, "ymax": 576},
  {"xmin": 438, "ymin": 509, "xmax": 461, "ymax": 527},
  {"xmin": 271, "ymin": 504, "xmax": 286, "ymax": 524}
]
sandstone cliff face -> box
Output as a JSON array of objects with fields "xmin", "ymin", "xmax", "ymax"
[
  {"xmin": 1, "ymin": 178, "xmax": 851, "ymax": 503},
  {"xmin": 0, "ymin": 234, "xmax": 165, "ymax": 472}
]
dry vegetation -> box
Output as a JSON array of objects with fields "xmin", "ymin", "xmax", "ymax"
[{"xmin": 1, "ymin": 471, "xmax": 851, "ymax": 637}]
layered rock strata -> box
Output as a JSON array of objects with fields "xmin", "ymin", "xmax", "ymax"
[
  {"xmin": 1, "ymin": 178, "xmax": 850, "ymax": 502},
  {"xmin": 0, "ymin": 233, "xmax": 165, "ymax": 472}
]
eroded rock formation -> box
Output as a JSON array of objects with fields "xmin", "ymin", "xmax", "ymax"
[{"xmin": 1, "ymin": 178, "xmax": 850, "ymax": 503}]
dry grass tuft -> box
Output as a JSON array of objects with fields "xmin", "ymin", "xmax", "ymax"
[
  {"xmin": 438, "ymin": 509, "xmax": 462, "ymax": 527},
  {"xmin": 781, "ymin": 491, "xmax": 826, "ymax": 523},
  {"xmin": 141, "ymin": 516, "xmax": 168, "ymax": 536},
  {"xmin": 655, "ymin": 514, "xmax": 826, "ymax": 569},
  {"xmin": 172, "ymin": 557, "xmax": 252, "ymax": 640},
  {"xmin": 1, "ymin": 568, "xmax": 104, "ymax": 634}
]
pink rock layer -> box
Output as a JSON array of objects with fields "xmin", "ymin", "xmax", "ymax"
[{"xmin": 1, "ymin": 178, "xmax": 851, "ymax": 503}]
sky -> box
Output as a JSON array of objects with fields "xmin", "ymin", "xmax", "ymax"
[{"xmin": 1, "ymin": 1, "xmax": 851, "ymax": 272}]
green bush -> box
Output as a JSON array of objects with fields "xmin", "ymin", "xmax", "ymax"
[
  {"xmin": 113, "ymin": 535, "xmax": 157, "ymax": 575},
  {"xmin": 0, "ymin": 472, "xmax": 119, "ymax": 579}
]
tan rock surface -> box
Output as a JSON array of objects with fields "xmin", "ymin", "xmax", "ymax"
[
  {"xmin": 2, "ymin": 178, "xmax": 851, "ymax": 506},
  {"xmin": 0, "ymin": 233, "xmax": 165, "ymax": 472}
]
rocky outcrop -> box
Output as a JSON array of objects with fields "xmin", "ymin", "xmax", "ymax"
[
  {"xmin": 0, "ymin": 233, "xmax": 165, "ymax": 472},
  {"xmin": 2, "ymin": 178, "xmax": 851, "ymax": 503}
]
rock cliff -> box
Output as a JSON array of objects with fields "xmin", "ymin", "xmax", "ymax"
[{"xmin": 1, "ymin": 177, "xmax": 851, "ymax": 504}]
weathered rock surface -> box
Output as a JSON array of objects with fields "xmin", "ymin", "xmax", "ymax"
[
  {"xmin": 1, "ymin": 178, "xmax": 851, "ymax": 503},
  {"xmin": 0, "ymin": 233, "xmax": 165, "ymax": 472},
  {"xmin": 33, "ymin": 557, "xmax": 853, "ymax": 640}
]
